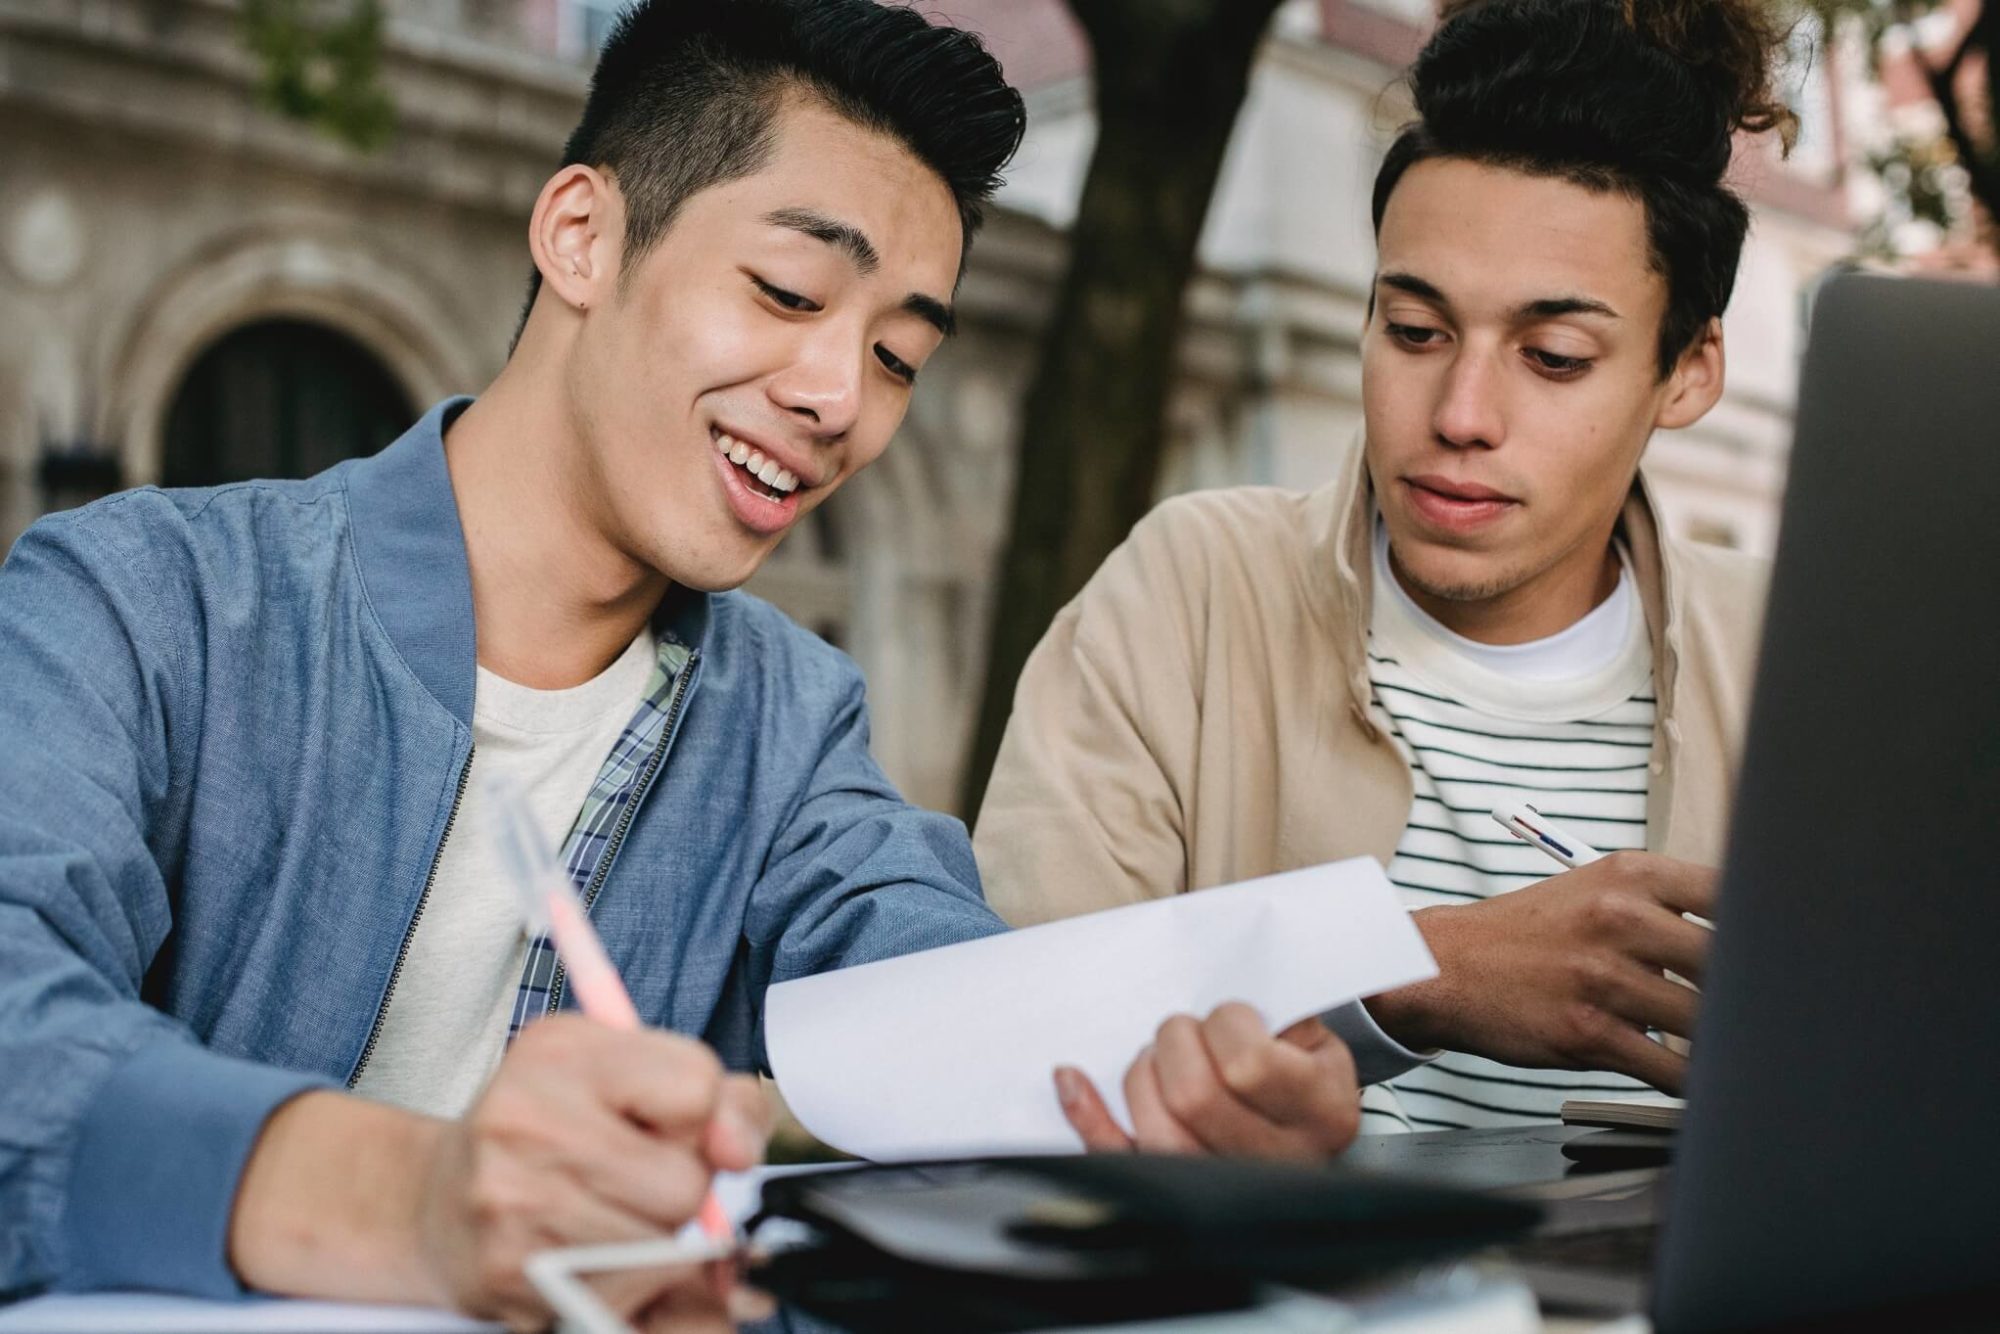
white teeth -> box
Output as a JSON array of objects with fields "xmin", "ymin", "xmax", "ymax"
[{"xmin": 717, "ymin": 432, "xmax": 799, "ymax": 495}]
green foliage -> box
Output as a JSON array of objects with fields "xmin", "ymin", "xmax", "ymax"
[
  {"xmin": 240, "ymin": 0, "xmax": 396, "ymax": 152},
  {"xmin": 1859, "ymin": 133, "xmax": 1962, "ymax": 255}
]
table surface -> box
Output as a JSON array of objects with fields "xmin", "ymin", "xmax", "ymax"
[{"xmin": 0, "ymin": 1130, "xmax": 1657, "ymax": 1334}]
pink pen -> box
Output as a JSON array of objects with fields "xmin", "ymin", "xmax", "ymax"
[{"xmin": 483, "ymin": 775, "xmax": 735, "ymax": 1244}]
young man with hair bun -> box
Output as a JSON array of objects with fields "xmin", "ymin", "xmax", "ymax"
[{"xmin": 980, "ymin": 0, "xmax": 1797, "ymax": 1144}]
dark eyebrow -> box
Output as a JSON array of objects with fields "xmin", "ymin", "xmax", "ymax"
[
  {"xmin": 764, "ymin": 206, "xmax": 956, "ymax": 338},
  {"xmin": 765, "ymin": 207, "xmax": 879, "ymax": 274},
  {"xmin": 1517, "ymin": 295, "xmax": 1621, "ymax": 321},
  {"xmin": 1378, "ymin": 271, "xmax": 1448, "ymax": 305},
  {"xmin": 904, "ymin": 293, "xmax": 955, "ymax": 338}
]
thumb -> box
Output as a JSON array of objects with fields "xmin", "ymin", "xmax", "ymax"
[
  {"xmin": 703, "ymin": 1076, "xmax": 771, "ymax": 1172},
  {"xmin": 1277, "ymin": 1015, "xmax": 1335, "ymax": 1051}
]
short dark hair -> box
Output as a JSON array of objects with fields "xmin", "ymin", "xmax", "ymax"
[
  {"xmin": 1371, "ymin": 0, "xmax": 1798, "ymax": 378},
  {"xmin": 516, "ymin": 0, "xmax": 1025, "ymax": 345}
]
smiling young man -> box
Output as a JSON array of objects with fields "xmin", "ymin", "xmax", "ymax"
[
  {"xmin": 978, "ymin": 0, "xmax": 1795, "ymax": 1141},
  {"xmin": 0, "ymin": 0, "xmax": 1372, "ymax": 1315}
]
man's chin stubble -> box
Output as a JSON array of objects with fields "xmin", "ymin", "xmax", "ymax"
[{"xmin": 1388, "ymin": 542, "xmax": 1529, "ymax": 607}]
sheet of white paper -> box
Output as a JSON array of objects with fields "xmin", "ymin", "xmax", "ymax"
[{"xmin": 767, "ymin": 857, "xmax": 1435, "ymax": 1160}]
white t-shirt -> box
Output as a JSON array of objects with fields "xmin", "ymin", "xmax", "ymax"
[
  {"xmin": 1363, "ymin": 523, "xmax": 1659, "ymax": 1130},
  {"xmin": 351, "ymin": 628, "xmax": 657, "ymax": 1119}
]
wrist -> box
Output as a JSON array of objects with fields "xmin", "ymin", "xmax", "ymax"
[
  {"xmin": 229, "ymin": 1090, "xmax": 449, "ymax": 1304},
  {"xmin": 1364, "ymin": 905, "xmax": 1462, "ymax": 1054}
]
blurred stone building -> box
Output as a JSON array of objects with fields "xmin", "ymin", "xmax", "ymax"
[{"xmin": 0, "ymin": 0, "xmax": 1859, "ymax": 812}]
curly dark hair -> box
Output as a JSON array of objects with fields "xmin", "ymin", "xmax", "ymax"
[{"xmin": 1372, "ymin": 0, "xmax": 1800, "ymax": 377}]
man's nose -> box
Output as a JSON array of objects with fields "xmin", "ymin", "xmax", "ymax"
[
  {"xmin": 770, "ymin": 335, "xmax": 865, "ymax": 440},
  {"xmin": 1431, "ymin": 346, "xmax": 1505, "ymax": 450}
]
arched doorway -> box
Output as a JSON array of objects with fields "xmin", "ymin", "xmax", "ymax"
[{"xmin": 162, "ymin": 318, "xmax": 415, "ymax": 487}]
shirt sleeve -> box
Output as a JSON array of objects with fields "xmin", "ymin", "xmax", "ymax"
[
  {"xmin": 972, "ymin": 522, "xmax": 1199, "ymax": 928},
  {"xmin": 0, "ymin": 509, "xmax": 331, "ymax": 1299},
  {"xmin": 731, "ymin": 659, "xmax": 1007, "ymax": 1071}
]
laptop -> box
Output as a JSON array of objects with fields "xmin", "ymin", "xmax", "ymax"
[{"xmin": 1501, "ymin": 272, "xmax": 2000, "ymax": 1328}]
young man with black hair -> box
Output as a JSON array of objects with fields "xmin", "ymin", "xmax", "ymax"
[
  {"xmin": 0, "ymin": 0, "xmax": 1362, "ymax": 1318},
  {"xmin": 979, "ymin": 0, "xmax": 1792, "ymax": 1144}
]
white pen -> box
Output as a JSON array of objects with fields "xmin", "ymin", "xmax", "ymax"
[{"xmin": 1491, "ymin": 801, "xmax": 1604, "ymax": 870}]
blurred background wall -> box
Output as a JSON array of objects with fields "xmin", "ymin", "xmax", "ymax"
[{"xmin": 0, "ymin": 0, "xmax": 1973, "ymax": 812}]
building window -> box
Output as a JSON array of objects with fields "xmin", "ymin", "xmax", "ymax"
[{"xmin": 162, "ymin": 319, "xmax": 414, "ymax": 487}]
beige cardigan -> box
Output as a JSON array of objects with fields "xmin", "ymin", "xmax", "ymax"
[{"xmin": 974, "ymin": 438, "xmax": 1771, "ymax": 930}]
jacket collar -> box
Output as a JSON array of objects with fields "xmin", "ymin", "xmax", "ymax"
[
  {"xmin": 1310, "ymin": 434, "xmax": 1684, "ymax": 736},
  {"xmin": 343, "ymin": 397, "xmax": 713, "ymax": 729}
]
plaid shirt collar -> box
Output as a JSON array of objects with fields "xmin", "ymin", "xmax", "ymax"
[{"xmin": 507, "ymin": 633, "xmax": 696, "ymax": 1037}]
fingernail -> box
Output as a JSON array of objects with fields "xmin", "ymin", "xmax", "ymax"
[{"xmin": 1053, "ymin": 1066, "xmax": 1082, "ymax": 1110}]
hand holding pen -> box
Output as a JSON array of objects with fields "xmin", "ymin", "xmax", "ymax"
[
  {"xmin": 368, "ymin": 774, "xmax": 768, "ymax": 1326},
  {"xmin": 484, "ymin": 774, "xmax": 750, "ymax": 1242}
]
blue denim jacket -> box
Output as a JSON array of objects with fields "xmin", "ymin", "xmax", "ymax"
[{"xmin": 0, "ymin": 399, "xmax": 1005, "ymax": 1299}]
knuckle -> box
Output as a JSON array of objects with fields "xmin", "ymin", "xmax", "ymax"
[
  {"xmin": 657, "ymin": 1032, "xmax": 724, "ymax": 1088},
  {"xmin": 1597, "ymin": 850, "xmax": 1647, "ymax": 884},
  {"xmin": 466, "ymin": 1173, "xmax": 529, "ymax": 1232},
  {"xmin": 1569, "ymin": 954, "xmax": 1618, "ymax": 1005},
  {"xmin": 1158, "ymin": 1070, "xmax": 1220, "ymax": 1127},
  {"xmin": 1211, "ymin": 1000, "xmax": 1258, "ymax": 1027},
  {"xmin": 1216, "ymin": 1046, "xmax": 1270, "ymax": 1095},
  {"xmin": 1558, "ymin": 999, "xmax": 1616, "ymax": 1056},
  {"xmin": 1581, "ymin": 891, "xmax": 1637, "ymax": 939}
]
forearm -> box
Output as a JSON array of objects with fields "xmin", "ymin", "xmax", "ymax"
[
  {"xmin": 228, "ymin": 1091, "xmax": 447, "ymax": 1304},
  {"xmin": 1361, "ymin": 905, "xmax": 1464, "ymax": 1055}
]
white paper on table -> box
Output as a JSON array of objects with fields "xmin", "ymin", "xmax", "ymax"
[{"xmin": 766, "ymin": 856, "xmax": 1435, "ymax": 1160}]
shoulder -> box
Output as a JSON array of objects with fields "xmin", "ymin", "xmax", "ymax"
[
  {"xmin": 1665, "ymin": 537, "xmax": 1770, "ymax": 621},
  {"xmin": 1125, "ymin": 485, "xmax": 1319, "ymax": 566},
  {"xmin": 1086, "ymin": 485, "xmax": 1321, "ymax": 617},
  {"xmin": 703, "ymin": 587, "xmax": 863, "ymax": 702},
  {"xmin": 20, "ymin": 472, "xmax": 351, "ymax": 571},
  {"xmin": 1662, "ymin": 536, "xmax": 1771, "ymax": 673}
]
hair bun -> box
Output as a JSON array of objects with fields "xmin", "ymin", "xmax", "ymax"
[
  {"xmin": 1419, "ymin": 0, "xmax": 1798, "ymax": 187},
  {"xmin": 1618, "ymin": 0, "xmax": 1799, "ymax": 147}
]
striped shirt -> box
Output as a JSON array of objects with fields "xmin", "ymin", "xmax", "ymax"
[{"xmin": 1361, "ymin": 524, "xmax": 1658, "ymax": 1132}]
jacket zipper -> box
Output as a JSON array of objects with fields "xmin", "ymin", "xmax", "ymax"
[
  {"xmin": 546, "ymin": 649, "xmax": 698, "ymax": 1015},
  {"xmin": 347, "ymin": 744, "xmax": 475, "ymax": 1087}
]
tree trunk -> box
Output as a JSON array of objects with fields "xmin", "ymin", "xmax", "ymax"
[
  {"xmin": 960, "ymin": 0, "xmax": 1286, "ymax": 819},
  {"xmin": 1927, "ymin": 0, "xmax": 2000, "ymax": 241}
]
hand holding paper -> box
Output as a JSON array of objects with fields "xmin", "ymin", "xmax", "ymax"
[
  {"xmin": 766, "ymin": 858, "xmax": 1435, "ymax": 1160},
  {"xmin": 1055, "ymin": 1004, "xmax": 1369, "ymax": 1158}
]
